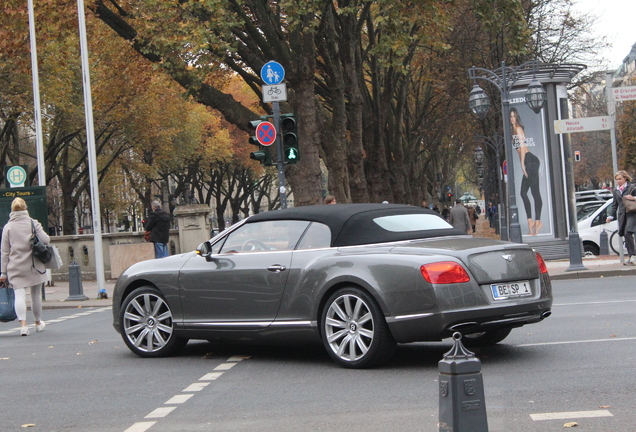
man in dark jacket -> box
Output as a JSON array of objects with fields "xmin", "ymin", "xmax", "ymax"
[{"xmin": 144, "ymin": 200, "xmax": 171, "ymax": 258}]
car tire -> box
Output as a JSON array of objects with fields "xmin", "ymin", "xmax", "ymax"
[
  {"xmin": 462, "ymin": 327, "xmax": 512, "ymax": 347},
  {"xmin": 321, "ymin": 287, "xmax": 396, "ymax": 368},
  {"xmin": 120, "ymin": 286, "xmax": 188, "ymax": 358},
  {"xmin": 584, "ymin": 243, "xmax": 600, "ymax": 257}
]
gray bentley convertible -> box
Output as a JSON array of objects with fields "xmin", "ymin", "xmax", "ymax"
[{"xmin": 112, "ymin": 204, "xmax": 552, "ymax": 368}]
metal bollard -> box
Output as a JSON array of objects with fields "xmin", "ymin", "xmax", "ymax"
[
  {"xmin": 65, "ymin": 260, "xmax": 89, "ymax": 301},
  {"xmin": 438, "ymin": 332, "xmax": 488, "ymax": 432},
  {"xmin": 599, "ymin": 230, "xmax": 609, "ymax": 256}
]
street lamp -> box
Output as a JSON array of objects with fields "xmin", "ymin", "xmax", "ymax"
[
  {"xmin": 474, "ymin": 134, "xmax": 507, "ymax": 241},
  {"xmin": 467, "ymin": 61, "xmax": 548, "ymax": 243}
]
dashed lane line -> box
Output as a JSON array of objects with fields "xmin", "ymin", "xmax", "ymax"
[
  {"xmin": 531, "ymin": 410, "xmax": 613, "ymax": 421},
  {"xmin": 0, "ymin": 306, "xmax": 111, "ymax": 335},
  {"xmin": 124, "ymin": 355, "xmax": 250, "ymax": 432}
]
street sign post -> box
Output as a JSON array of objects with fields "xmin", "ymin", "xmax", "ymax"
[
  {"xmin": 261, "ymin": 61, "xmax": 285, "ymax": 85},
  {"xmin": 553, "ymin": 116, "xmax": 610, "ymax": 134},
  {"xmin": 259, "ymin": 60, "xmax": 288, "ymax": 208},
  {"xmin": 262, "ymin": 84, "xmax": 287, "ymax": 103},
  {"xmin": 612, "ymin": 85, "xmax": 636, "ymax": 102},
  {"xmin": 255, "ymin": 121, "xmax": 277, "ymax": 146}
]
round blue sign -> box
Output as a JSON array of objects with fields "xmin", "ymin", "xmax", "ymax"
[
  {"xmin": 255, "ymin": 121, "xmax": 277, "ymax": 146},
  {"xmin": 260, "ymin": 61, "xmax": 285, "ymax": 85}
]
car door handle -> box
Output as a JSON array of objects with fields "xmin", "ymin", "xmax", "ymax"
[{"xmin": 267, "ymin": 265, "xmax": 287, "ymax": 273}]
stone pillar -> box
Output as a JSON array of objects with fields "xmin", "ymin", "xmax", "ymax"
[{"xmin": 173, "ymin": 204, "xmax": 212, "ymax": 254}]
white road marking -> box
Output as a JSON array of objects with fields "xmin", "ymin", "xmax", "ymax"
[
  {"xmin": 214, "ymin": 362, "xmax": 236, "ymax": 371},
  {"xmin": 200, "ymin": 372, "xmax": 224, "ymax": 380},
  {"xmin": 517, "ymin": 337, "xmax": 636, "ymax": 347},
  {"xmin": 0, "ymin": 307, "xmax": 110, "ymax": 334},
  {"xmin": 554, "ymin": 299, "xmax": 636, "ymax": 306},
  {"xmin": 124, "ymin": 422, "xmax": 156, "ymax": 432},
  {"xmin": 182, "ymin": 382, "xmax": 209, "ymax": 392},
  {"xmin": 144, "ymin": 407, "xmax": 176, "ymax": 419},
  {"xmin": 122, "ymin": 356, "xmax": 248, "ymax": 430},
  {"xmin": 164, "ymin": 394, "xmax": 194, "ymax": 404},
  {"xmin": 531, "ymin": 410, "xmax": 613, "ymax": 421}
]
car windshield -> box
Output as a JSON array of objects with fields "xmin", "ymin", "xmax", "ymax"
[
  {"xmin": 577, "ymin": 202, "xmax": 604, "ymax": 221},
  {"xmin": 372, "ymin": 214, "xmax": 453, "ymax": 232}
]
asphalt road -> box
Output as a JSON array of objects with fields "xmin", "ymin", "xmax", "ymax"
[{"xmin": 1, "ymin": 276, "xmax": 635, "ymax": 431}]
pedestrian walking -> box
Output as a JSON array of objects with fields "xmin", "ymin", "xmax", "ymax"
[
  {"xmin": 144, "ymin": 200, "xmax": 171, "ymax": 259},
  {"xmin": 468, "ymin": 205, "xmax": 478, "ymax": 233},
  {"xmin": 449, "ymin": 199, "xmax": 471, "ymax": 234},
  {"xmin": 607, "ymin": 170, "xmax": 636, "ymax": 265},
  {"xmin": 0, "ymin": 198, "xmax": 48, "ymax": 336},
  {"xmin": 324, "ymin": 195, "xmax": 337, "ymax": 205},
  {"xmin": 487, "ymin": 202, "xmax": 495, "ymax": 228}
]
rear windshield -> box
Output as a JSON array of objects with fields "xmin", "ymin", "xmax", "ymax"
[{"xmin": 373, "ymin": 214, "xmax": 453, "ymax": 232}]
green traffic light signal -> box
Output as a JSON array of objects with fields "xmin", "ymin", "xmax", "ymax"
[{"xmin": 280, "ymin": 113, "xmax": 299, "ymax": 164}]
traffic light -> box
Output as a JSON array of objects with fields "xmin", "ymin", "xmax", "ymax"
[
  {"xmin": 280, "ymin": 113, "xmax": 299, "ymax": 164},
  {"xmin": 447, "ymin": 192, "xmax": 453, "ymax": 200},
  {"xmin": 574, "ymin": 150, "xmax": 581, "ymax": 162},
  {"xmin": 248, "ymin": 117, "xmax": 273, "ymax": 166}
]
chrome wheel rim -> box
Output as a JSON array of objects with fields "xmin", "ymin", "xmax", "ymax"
[
  {"xmin": 324, "ymin": 294, "xmax": 374, "ymax": 362},
  {"xmin": 123, "ymin": 293, "xmax": 174, "ymax": 353}
]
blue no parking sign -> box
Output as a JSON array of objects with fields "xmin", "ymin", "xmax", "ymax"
[{"xmin": 261, "ymin": 61, "xmax": 285, "ymax": 85}]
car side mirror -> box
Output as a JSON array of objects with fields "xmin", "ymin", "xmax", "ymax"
[{"xmin": 196, "ymin": 241, "xmax": 214, "ymax": 261}]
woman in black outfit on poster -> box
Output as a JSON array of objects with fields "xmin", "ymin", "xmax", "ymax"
[{"xmin": 510, "ymin": 107, "xmax": 543, "ymax": 235}]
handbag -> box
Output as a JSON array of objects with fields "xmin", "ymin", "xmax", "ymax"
[
  {"xmin": 44, "ymin": 245, "xmax": 63, "ymax": 270},
  {"xmin": 31, "ymin": 220, "xmax": 52, "ymax": 264},
  {"xmin": 623, "ymin": 197, "xmax": 636, "ymax": 214},
  {"xmin": 0, "ymin": 281, "xmax": 17, "ymax": 322}
]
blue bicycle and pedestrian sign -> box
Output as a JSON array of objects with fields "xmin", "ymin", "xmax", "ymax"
[
  {"xmin": 255, "ymin": 121, "xmax": 277, "ymax": 146},
  {"xmin": 261, "ymin": 61, "xmax": 285, "ymax": 85}
]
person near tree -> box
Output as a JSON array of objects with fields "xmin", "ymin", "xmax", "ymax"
[
  {"xmin": 449, "ymin": 199, "xmax": 471, "ymax": 234},
  {"xmin": 144, "ymin": 200, "xmax": 171, "ymax": 259}
]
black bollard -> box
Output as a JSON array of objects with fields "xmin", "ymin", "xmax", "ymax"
[
  {"xmin": 438, "ymin": 332, "xmax": 488, "ymax": 432},
  {"xmin": 65, "ymin": 260, "xmax": 89, "ymax": 301},
  {"xmin": 599, "ymin": 229, "xmax": 609, "ymax": 256}
]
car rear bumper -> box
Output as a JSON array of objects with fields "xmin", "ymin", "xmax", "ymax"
[{"xmin": 386, "ymin": 299, "xmax": 552, "ymax": 343}]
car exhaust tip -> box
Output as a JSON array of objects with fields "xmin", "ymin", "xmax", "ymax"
[
  {"xmin": 541, "ymin": 310, "xmax": 551, "ymax": 319},
  {"xmin": 448, "ymin": 322, "xmax": 479, "ymax": 332}
]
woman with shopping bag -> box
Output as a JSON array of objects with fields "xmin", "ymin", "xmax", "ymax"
[{"xmin": 0, "ymin": 198, "xmax": 48, "ymax": 336}]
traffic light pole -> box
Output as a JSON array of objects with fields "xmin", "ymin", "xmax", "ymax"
[{"xmin": 273, "ymin": 101, "xmax": 288, "ymax": 209}]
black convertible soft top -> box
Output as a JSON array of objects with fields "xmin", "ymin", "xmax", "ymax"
[{"xmin": 246, "ymin": 204, "xmax": 466, "ymax": 247}]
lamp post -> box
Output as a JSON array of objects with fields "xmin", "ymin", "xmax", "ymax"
[
  {"xmin": 468, "ymin": 61, "xmax": 547, "ymax": 243},
  {"xmin": 474, "ymin": 135, "xmax": 507, "ymax": 240}
]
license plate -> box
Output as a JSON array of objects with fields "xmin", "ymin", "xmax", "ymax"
[{"xmin": 490, "ymin": 281, "xmax": 532, "ymax": 300}]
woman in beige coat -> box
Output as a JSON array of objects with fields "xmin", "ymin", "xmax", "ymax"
[{"xmin": 0, "ymin": 197, "xmax": 49, "ymax": 336}]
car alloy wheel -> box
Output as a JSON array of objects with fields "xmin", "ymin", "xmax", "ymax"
[
  {"xmin": 322, "ymin": 287, "xmax": 395, "ymax": 368},
  {"xmin": 120, "ymin": 287, "xmax": 187, "ymax": 358}
]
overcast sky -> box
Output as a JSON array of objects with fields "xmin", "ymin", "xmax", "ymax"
[{"xmin": 574, "ymin": 0, "xmax": 636, "ymax": 67}]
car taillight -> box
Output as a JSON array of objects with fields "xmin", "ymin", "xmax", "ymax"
[
  {"xmin": 420, "ymin": 261, "xmax": 470, "ymax": 284},
  {"xmin": 535, "ymin": 252, "xmax": 549, "ymax": 274}
]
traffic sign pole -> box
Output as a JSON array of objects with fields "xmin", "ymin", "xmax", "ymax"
[
  {"xmin": 260, "ymin": 61, "xmax": 288, "ymax": 209},
  {"xmin": 273, "ymin": 101, "xmax": 287, "ymax": 209}
]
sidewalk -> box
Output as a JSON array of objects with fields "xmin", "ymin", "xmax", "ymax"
[{"xmin": 39, "ymin": 279, "xmax": 116, "ymax": 310}]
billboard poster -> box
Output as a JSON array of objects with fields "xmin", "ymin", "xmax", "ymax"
[{"xmin": 509, "ymin": 90, "xmax": 553, "ymax": 238}]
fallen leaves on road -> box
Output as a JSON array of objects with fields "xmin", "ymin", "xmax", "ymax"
[
  {"xmin": 563, "ymin": 422, "xmax": 578, "ymax": 427},
  {"xmin": 21, "ymin": 424, "xmax": 35, "ymax": 428},
  {"xmin": 89, "ymin": 340, "xmax": 98, "ymax": 345},
  {"xmin": 599, "ymin": 405, "xmax": 610, "ymax": 409},
  {"xmin": 0, "ymin": 357, "xmax": 9, "ymax": 360}
]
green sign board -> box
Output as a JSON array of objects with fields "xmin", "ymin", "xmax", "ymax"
[{"xmin": 0, "ymin": 186, "xmax": 48, "ymax": 231}]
